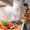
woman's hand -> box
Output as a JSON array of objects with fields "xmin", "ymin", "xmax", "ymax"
[
  {"xmin": 20, "ymin": 16, "xmax": 26, "ymax": 19},
  {"xmin": 22, "ymin": 17, "xmax": 30, "ymax": 23}
]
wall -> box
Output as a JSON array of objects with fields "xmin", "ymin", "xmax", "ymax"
[
  {"xmin": 0, "ymin": 0, "xmax": 26, "ymax": 21},
  {"xmin": 0, "ymin": 5, "xmax": 12, "ymax": 20},
  {"xmin": 0, "ymin": 0, "xmax": 22, "ymax": 21}
]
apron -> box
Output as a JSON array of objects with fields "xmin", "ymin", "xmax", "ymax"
[{"xmin": 23, "ymin": 23, "xmax": 30, "ymax": 30}]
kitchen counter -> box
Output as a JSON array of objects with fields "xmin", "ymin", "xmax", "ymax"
[{"xmin": 12, "ymin": 25, "xmax": 22, "ymax": 30}]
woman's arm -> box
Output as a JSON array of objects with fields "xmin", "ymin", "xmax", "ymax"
[
  {"xmin": 23, "ymin": 10, "xmax": 30, "ymax": 23},
  {"xmin": 21, "ymin": 10, "xmax": 30, "ymax": 22},
  {"xmin": 22, "ymin": 17, "xmax": 30, "ymax": 20}
]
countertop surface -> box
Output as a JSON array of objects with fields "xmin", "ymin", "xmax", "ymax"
[{"xmin": 12, "ymin": 25, "xmax": 22, "ymax": 30}]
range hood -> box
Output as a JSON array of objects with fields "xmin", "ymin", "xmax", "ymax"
[
  {"xmin": 0, "ymin": 0, "xmax": 13, "ymax": 7},
  {"xmin": 0, "ymin": 1, "xmax": 7, "ymax": 7}
]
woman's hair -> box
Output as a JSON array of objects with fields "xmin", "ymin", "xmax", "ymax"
[{"xmin": 23, "ymin": 3, "xmax": 28, "ymax": 8}]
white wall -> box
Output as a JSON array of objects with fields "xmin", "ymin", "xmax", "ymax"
[
  {"xmin": 0, "ymin": 5, "xmax": 12, "ymax": 20},
  {"xmin": 0, "ymin": 0, "xmax": 24, "ymax": 21}
]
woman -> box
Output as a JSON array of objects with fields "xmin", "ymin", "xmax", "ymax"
[{"xmin": 20, "ymin": 3, "xmax": 30, "ymax": 30}]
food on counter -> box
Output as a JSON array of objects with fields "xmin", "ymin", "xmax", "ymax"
[
  {"xmin": 2, "ymin": 20, "xmax": 10, "ymax": 29},
  {"xmin": 8, "ymin": 23, "xmax": 17, "ymax": 29},
  {"xmin": 0, "ymin": 24, "xmax": 8, "ymax": 30},
  {"xmin": 16, "ymin": 20, "xmax": 22, "ymax": 25},
  {"xmin": 1, "ymin": 20, "xmax": 17, "ymax": 29},
  {"xmin": 10, "ymin": 20, "xmax": 22, "ymax": 25}
]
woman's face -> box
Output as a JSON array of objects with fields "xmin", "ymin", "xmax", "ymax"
[{"xmin": 20, "ymin": 5, "xmax": 28, "ymax": 10}]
